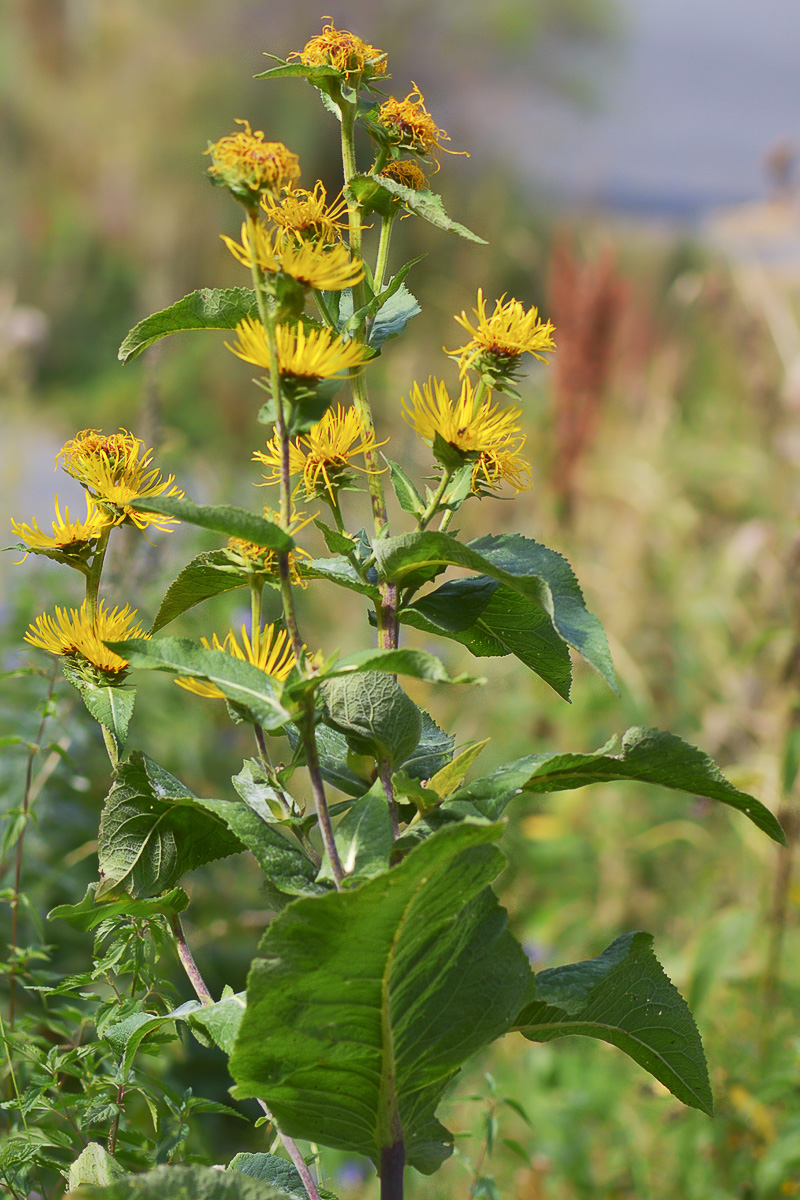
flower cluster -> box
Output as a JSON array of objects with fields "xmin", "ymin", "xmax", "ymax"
[
  {"xmin": 292, "ymin": 19, "xmax": 387, "ymax": 84},
  {"xmin": 56, "ymin": 428, "xmax": 184, "ymax": 532},
  {"xmin": 377, "ymin": 86, "xmax": 464, "ymax": 168},
  {"xmin": 25, "ymin": 599, "xmax": 148, "ymax": 679},
  {"xmin": 448, "ymin": 288, "xmax": 556, "ymax": 388},
  {"xmin": 11, "ymin": 495, "xmax": 112, "ymax": 565},
  {"xmin": 227, "ymin": 318, "xmax": 367, "ymax": 382},
  {"xmin": 222, "ymin": 220, "xmax": 363, "ymax": 292},
  {"xmin": 403, "ymin": 377, "xmax": 531, "ymax": 493},
  {"xmin": 261, "ymin": 182, "xmax": 348, "ymax": 246},
  {"xmin": 255, "ymin": 404, "xmax": 385, "ymax": 504},
  {"xmin": 206, "ymin": 120, "xmax": 300, "ymax": 204}
]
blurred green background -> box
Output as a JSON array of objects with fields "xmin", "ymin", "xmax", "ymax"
[{"xmin": 4, "ymin": 2, "xmax": 800, "ymax": 1197}]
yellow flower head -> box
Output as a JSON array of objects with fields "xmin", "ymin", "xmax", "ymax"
[
  {"xmin": 226, "ymin": 318, "xmax": 368, "ymax": 380},
  {"xmin": 378, "ymin": 85, "xmax": 466, "ymax": 168},
  {"xmin": 25, "ymin": 599, "xmax": 148, "ymax": 679},
  {"xmin": 261, "ymin": 181, "xmax": 348, "ymax": 245},
  {"xmin": 56, "ymin": 429, "xmax": 184, "ymax": 533},
  {"xmin": 379, "ymin": 159, "xmax": 429, "ymax": 191},
  {"xmin": 254, "ymin": 404, "xmax": 386, "ymax": 503},
  {"xmin": 292, "ymin": 19, "xmax": 387, "ymax": 83},
  {"xmin": 175, "ymin": 623, "xmax": 297, "ymax": 700},
  {"xmin": 403, "ymin": 377, "xmax": 531, "ymax": 493},
  {"xmin": 11, "ymin": 494, "xmax": 113, "ymax": 564},
  {"xmin": 222, "ymin": 221, "xmax": 364, "ymax": 291},
  {"xmin": 448, "ymin": 289, "xmax": 556, "ymax": 381},
  {"xmin": 205, "ymin": 120, "xmax": 301, "ymax": 204}
]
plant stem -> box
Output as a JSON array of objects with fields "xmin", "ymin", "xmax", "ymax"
[
  {"xmin": 256, "ymin": 1098, "xmax": 322, "ymax": 1200},
  {"xmin": 85, "ymin": 525, "xmax": 112, "ymax": 618},
  {"xmin": 378, "ymin": 758, "xmax": 400, "ymax": 840},
  {"xmin": 8, "ymin": 660, "xmax": 57, "ymax": 1030},
  {"xmin": 169, "ymin": 913, "xmax": 213, "ymax": 1006},
  {"xmin": 373, "ymin": 213, "xmax": 396, "ymax": 296},
  {"xmin": 417, "ymin": 468, "xmax": 454, "ymax": 531},
  {"xmin": 300, "ymin": 703, "xmax": 344, "ymax": 888},
  {"xmin": 380, "ymin": 1142, "xmax": 405, "ymax": 1200}
]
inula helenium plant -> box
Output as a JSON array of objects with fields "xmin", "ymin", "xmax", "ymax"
[{"xmin": 3, "ymin": 19, "xmax": 787, "ymax": 1200}]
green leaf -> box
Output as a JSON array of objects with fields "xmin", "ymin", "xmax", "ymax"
[
  {"xmin": 118, "ymin": 288, "xmax": 259, "ymax": 364},
  {"xmin": 127, "ymin": 496, "xmax": 294, "ymax": 552},
  {"xmin": 319, "ymin": 780, "xmax": 393, "ymax": 884},
  {"xmin": 105, "ymin": 1002, "xmax": 200, "ymax": 1078},
  {"xmin": 68, "ymin": 1144, "xmax": 128, "ymax": 1192},
  {"xmin": 67, "ymin": 1163, "xmax": 296, "ymax": 1200},
  {"xmin": 327, "ymin": 646, "xmax": 480, "ymax": 685},
  {"xmin": 187, "ymin": 991, "xmax": 247, "ymax": 1056},
  {"xmin": 384, "ymin": 457, "xmax": 425, "ymax": 517},
  {"xmin": 403, "ymin": 710, "xmax": 455, "ymax": 781},
  {"xmin": 333, "ymin": 281, "xmax": 421, "ymax": 349},
  {"xmin": 302, "ymin": 556, "xmax": 380, "ymax": 598},
  {"xmin": 347, "ymin": 174, "xmax": 486, "ymax": 243},
  {"xmin": 49, "ymin": 883, "xmax": 189, "ymax": 931},
  {"xmin": 97, "ymin": 753, "xmax": 243, "ymax": 898},
  {"xmin": 75, "ymin": 681, "xmax": 136, "ymax": 747},
  {"xmin": 320, "ymin": 673, "xmax": 423, "ymax": 767},
  {"xmin": 514, "ymin": 932, "xmax": 713, "ymax": 1115},
  {"xmin": 254, "ymin": 60, "xmax": 341, "ymax": 85},
  {"xmin": 189, "ymin": 792, "xmax": 326, "ymax": 899},
  {"xmin": 375, "ymin": 531, "xmax": 616, "ymax": 691},
  {"xmin": 229, "ymin": 821, "xmax": 531, "ymax": 1174},
  {"xmin": 286, "ymin": 723, "xmax": 373, "ymax": 797},
  {"xmin": 453, "ymin": 726, "xmax": 786, "ymax": 844},
  {"xmin": 427, "ymin": 739, "xmax": 489, "ymax": 799},
  {"xmin": 402, "ymin": 576, "xmax": 573, "ymax": 700},
  {"xmin": 228, "ymin": 1155, "xmax": 338, "ymax": 1200},
  {"xmin": 108, "ymin": 637, "xmax": 292, "ymax": 731},
  {"xmin": 151, "ymin": 550, "xmax": 248, "ymax": 633}
]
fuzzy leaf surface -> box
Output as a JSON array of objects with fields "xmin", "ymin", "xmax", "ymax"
[
  {"xmin": 375, "ymin": 532, "xmax": 616, "ymax": 690},
  {"xmin": 67, "ymin": 1163, "xmax": 294, "ymax": 1200},
  {"xmin": 151, "ymin": 550, "xmax": 248, "ymax": 632},
  {"xmin": 229, "ymin": 822, "xmax": 530, "ymax": 1173},
  {"xmin": 97, "ymin": 753, "xmax": 243, "ymax": 898},
  {"xmin": 128, "ymin": 496, "xmax": 293, "ymax": 551},
  {"xmin": 118, "ymin": 288, "xmax": 259, "ymax": 363},
  {"xmin": 453, "ymin": 726, "xmax": 786, "ymax": 843},
  {"xmin": 108, "ymin": 637, "xmax": 291, "ymax": 730},
  {"xmin": 76, "ymin": 682, "xmax": 136, "ymax": 746},
  {"xmin": 228, "ymin": 1155, "xmax": 338, "ymax": 1200},
  {"xmin": 515, "ymin": 932, "xmax": 713, "ymax": 1114},
  {"xmin": 403, "ymin": 576, "xmax": 573, "ymax": 699}
]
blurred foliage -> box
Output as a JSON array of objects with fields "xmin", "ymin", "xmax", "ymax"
[{"xmin": 4, "ymin": 2, "xmax": 800, "ymax": 1197}]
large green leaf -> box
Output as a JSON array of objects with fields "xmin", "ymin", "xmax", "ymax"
[
  {"xmin": 108, "ymin": 637, "xmax": 291, "ymax": 731},
  {"xmin": 347, "ymin": 174, "xmax": 486, "ymax": 243},
  {"xmin": 452, "ymin": 726, "xmax": 786, "ymax": 844},
  {"xmin": 515, "ymin": 932, "xmax": 713, "ymax": 1115},
  {"xmin": 128, "ymin": 496, "xmax": 294, "ymax": 552},
  {"xmin": 302, "ymin": 556, "xmax": 380, "ymax": 598},
  {"xmin": 151, "ymin": 550, "xmax": 248, "ymax": 633},
  {"xmin": 77, "ymin": 681, "xmax": 136, "ymax": 747},
  {"xmin": 324, "ymin": 646, "xmax": 479, "ymax": 685},
  {"xmin": 320, "ymin": 672, "xmax": 423, "ymax": 766},
  {"xmin": 67, "ymin": 1163, "xmax": 295, "ymax": 1200},
  {"xmin": 402, "ymin": 576, "xmax": 573, "ymax": 700},
  {"xmin": 229, "ymin": 821, "xmax": 530, "ymax": 1174},
  {"xmin": 97, "ymin": 753, "xmax": 243, "ymax": 898},
  {"xmin": 374, "ymin": 532, "xmax": 616, "ymax": 691},
  {"xmin": 118, "ymin": 288, "xmax": 259, "ymax": 363}
]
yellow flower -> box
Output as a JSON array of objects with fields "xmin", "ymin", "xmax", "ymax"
[
  {"xmin": 205, "ymin": 120, "xmax": 300, "ymax": 203},
  {"xmin": 222, "ymin": 221, "xmax": 364, "ymax": 291},
  {"xmin": 56, "ymin": 429, "xmax": 184, "ymax": 533},
  {"xmin": 254, "ymin": 404, "xmax": 386, "ymax": 503},
  {"xmin": 25, "ymin": 599, "xmax": 148, "ymax": 678},
  {"xmin": 448, "ymin": 289, "xmax": 556, "ymax": 378},
  {"xmin": 402, "ymin": 377, "xmax": 531, "ymax": 492},
  {"xmin": 226, "ymin": 508, "xmax": 313, "ymax": 589},
  {"xmin": 292, "ymin": 19, "xmax": 387, "ymax": 83},
  {"xmin": 11, "ymin": 494, "xmax": 113, "ymax": 564},
  {"xmin": 175, "ymin": 623, "xmax": 297, "ymax": 699},
  {"xmin": 379, "ymin": 160, "xmax": 429, "ymax": 191},
  {"xmin": 378, "ymin": 85, "xmax": 466, "ymax": 167},
  {"xmin": 261, "ymin": 181, "xmax": 348, "ymax": 244},
  {"xmin": 226, "ymin": 318, "xmax": 368, "ymax": 379}
]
